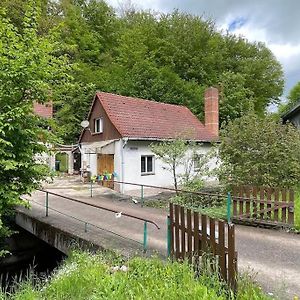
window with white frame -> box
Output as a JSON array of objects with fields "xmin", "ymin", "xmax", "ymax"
[
  {"xmin": 193, "ymin": 154, "xmax": 203, "ymax": 171},
  {"xmin": 141, "ymin": 155, "xmax": 154, "ymax": 174},
  {"xmin": 94, "ymin": 118, "xmax": 103, "ymax": 133}
]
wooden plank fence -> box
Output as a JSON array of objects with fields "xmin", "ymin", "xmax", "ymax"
[
  {"xmin": 169, "ymin": 203, "xmax": 238, "ymax": 290},
  {"xmin": 232, "ymin": 186, "xmax": 294, "ymax": 226}
]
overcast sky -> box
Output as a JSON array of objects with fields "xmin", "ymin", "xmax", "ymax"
[{"xmin": 107, "ymin": 0, "xmax": 300, "ymax": 104}]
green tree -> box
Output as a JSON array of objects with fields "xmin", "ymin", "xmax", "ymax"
[
  {"xmin": 279, "ymin": 81, "xmax": 300, "ymax": 114},
  {"xmin": 150, "ymin": 139, "xmax": 188, "ymax": 191},
  {"xmin": 218, "ymin": 113, "xmax": 300, "ymax": 188},
  {"xmin": 5, "ymin": 1, "xmax": 284, "ymax": 143},
  {"xmin": 150, "ymin": 139, "xmax": 212, "ymax": 191},
  {"xmin": 0, "ymin": 1, "xmax": 71, "ymax": 248}
]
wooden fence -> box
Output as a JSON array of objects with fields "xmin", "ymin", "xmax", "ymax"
[
  {"xmin": 232, "ymin": 186, "xmax": 294, "ymax": 226},
  {"xmin": 169, "ymin": 203, "xmax": 237, "ymax": 290}
]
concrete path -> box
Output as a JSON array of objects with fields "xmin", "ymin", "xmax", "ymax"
[{"xmin": 23, "ymin": 180, "xmax": 299, "ymax": 300}]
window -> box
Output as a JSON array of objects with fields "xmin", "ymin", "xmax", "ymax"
[
  {"xmin": 94, "ymin": 118, "xmax": 103, "ymax": 133},
  {"xmin": 141, "ymin": 155, "xmax": 154, "ymax": 175},
  {"xmin": 193, "ymin": 154, "xmax": 203, "ymax": 171}
]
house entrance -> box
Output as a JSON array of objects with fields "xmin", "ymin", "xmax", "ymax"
[{"xmin": 97, "ymin": 154, "xmax": 114, "ymax": 188}]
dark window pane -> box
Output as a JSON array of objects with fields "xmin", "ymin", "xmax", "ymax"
[
  {"xmin": 141, "ymin": 156, "xmax": 146, "ymax": 173},
  {"xmin": 147, "ymin": 156, "xmax": 153, "ymax": 172}
]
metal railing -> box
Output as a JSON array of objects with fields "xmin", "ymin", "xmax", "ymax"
[
  {"xmin": 30, "ymin": 189, "xmax": 160, "ymax": 252},
  {"xmin": 94, "ymin": 179, "xmax": 232, "ymax": 223}
]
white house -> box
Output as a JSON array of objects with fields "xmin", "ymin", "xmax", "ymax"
[{"xmin": 79, "ymin": 88, "xmax": 219, "ymax": 193}]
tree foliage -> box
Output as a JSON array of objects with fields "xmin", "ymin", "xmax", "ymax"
[
  {"xmin": 218, "ymin": 114, "xmax": 300, "ymax": 188},
  {"xmin": 0, "ymin": 1, "xmax": 71, "ymax": 244},
  {"xmin": 150, "ymin": 139, "xmax": 188, "ymax": 191},
  {"xmin": 150, "ymin": 139, "xmax": 212, "ymax": 191},
  {"xmin": 279, "ymin": 81, "xmax": 300, "ymax": 114},
  {"xmin": 1, "ymin": 0, "xmax": 284, "ymax": 143}
]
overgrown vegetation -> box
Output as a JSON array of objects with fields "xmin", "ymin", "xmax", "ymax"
[
  {"xmin": 218, "ymin": 113, "xmax": 300, "ymax": 189},
  {"xmin": 0, "ymin": 251, "xmax": 273, "ymax": 300},
  {"xmin": 0, "ymin": 0, "xmax": 71, "ymax": 250}
]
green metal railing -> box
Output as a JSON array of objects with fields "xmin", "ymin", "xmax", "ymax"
[
  {"xmin": 37, "ymin": 189, "xmax": 160, "ymax": 252},
  {"xmin": 227, "ymin": 192, "xmax": 232, "ymax": 223},
  {"xmin": 83, "ymin": 179, "xmax": 234, "ymax": 255}
]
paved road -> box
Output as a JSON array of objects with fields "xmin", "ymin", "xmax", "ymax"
[{"xmin": 23, "ymin": 185, "xmax": 300, "ymax": 299}]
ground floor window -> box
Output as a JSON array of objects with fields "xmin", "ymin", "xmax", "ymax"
[
  {"xmin": 141, "ymin": 155, "xmax": 154, "ymax": 175},
  {"xmin": 193, "ymin": 154, "xmax": 204, "ymax": 171}
]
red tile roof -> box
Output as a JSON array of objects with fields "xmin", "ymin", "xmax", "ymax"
[
  {"xmin": 33, "ymin": 102, "xmax": 53, "ymax": 118},
  {"xmin": 96, "ymin": 92, "xmax": 217, "ymax": 141}
]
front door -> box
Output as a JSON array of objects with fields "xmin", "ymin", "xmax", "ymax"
[{"xmin": 97, "ymin": 154, "xmax": 114, "ymax": 188}]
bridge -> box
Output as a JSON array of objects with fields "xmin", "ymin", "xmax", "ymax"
[
  {"xmin": 18, "ymin": 186, "xmax": 165, "ymax": 257},
  {"xmin": 16, "ymin": 177, "xmax": 300, "ymax": 299}
]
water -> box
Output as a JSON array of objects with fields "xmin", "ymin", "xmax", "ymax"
[{"xmin": 0, "ymin": 225, "xmax": 66, "ymax": 291}]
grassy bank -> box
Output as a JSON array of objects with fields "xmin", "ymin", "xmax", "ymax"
[{"xmin": 1, "ymin": 251, "xmax": 272, "ymax": 300}]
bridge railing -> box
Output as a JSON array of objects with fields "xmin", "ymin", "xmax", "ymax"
[
  {"xmin": 31, "ymin": 189, "xmax": 160, "ymax": 252},
  {"xmin": 92, "ymin": 180, "xmax": 231, "ymax": 221}
]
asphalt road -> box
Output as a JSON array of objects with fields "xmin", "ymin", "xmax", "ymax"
[{"xmin": 24, "ymin": 184, "xmax": 300, "ymax": 299}]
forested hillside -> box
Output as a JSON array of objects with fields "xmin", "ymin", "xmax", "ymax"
[{"xmin": 1, "ymin": 0, "xmax": 284, "ymax": 143}]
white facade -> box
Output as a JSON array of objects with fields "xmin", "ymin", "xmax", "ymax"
[{"xmin": 81, "ymin": 139, "xmax": 217, "ymax": 193}]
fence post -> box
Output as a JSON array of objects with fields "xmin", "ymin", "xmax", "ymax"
[
  {"xmin": 45, "ymin": 191, "xmax": 49, "ymax": 217},
  {"xmin": 143, "ymin": 221, "xmax": 148, "ymax": 252},
  {"xmin": 227, "ymin": 192, "xmax": 231, "ymax": 223},
  {"xmin": 141, "ymin": 185, "xmax": 144, "ymax": 207},
  {"xmin": 167, "ymin": 216, "xmax": 171, "ymax": 257},
  {"xmin": 90, "ymin": 179, "xmax": 93, "ymax": 198}
]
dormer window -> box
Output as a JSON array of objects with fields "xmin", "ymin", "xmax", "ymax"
[{"xmin": 94, "ymin": 118, "xmax": 103, "ymax": 133}]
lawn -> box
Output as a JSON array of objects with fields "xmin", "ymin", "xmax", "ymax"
[{"xmin": 1, "ymin": 251, "xmax": 272, "ymax": 300}]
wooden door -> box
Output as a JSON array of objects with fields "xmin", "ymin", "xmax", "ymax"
[{"xmin": 97, "ymin": 154, "xmax": 114, "ymax": 188}]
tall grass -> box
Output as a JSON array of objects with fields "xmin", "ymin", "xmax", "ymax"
[{"xmin": 1, "ymin": 251, "xmax": 273, "ymax": 300}]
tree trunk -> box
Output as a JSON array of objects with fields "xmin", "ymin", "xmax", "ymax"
[{"xmin": 173, "ymin": 161, "xmax": 178, "ymax": 195}]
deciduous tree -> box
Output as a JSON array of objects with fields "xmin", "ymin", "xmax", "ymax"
[
  {"xmin": 0, "ymin": 0, "xmax": 71, "ymax": 248},
  {"xmin": 218, "ymin": 114, "xmax": 300, "ymax": 188}
]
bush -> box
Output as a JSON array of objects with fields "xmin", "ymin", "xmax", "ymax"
[{"xmin": 218, "ymin": 113, "xmax": 300, "ymax": 189}]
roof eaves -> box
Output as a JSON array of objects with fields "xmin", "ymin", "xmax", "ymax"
[
  {"xmin": 281, "ymin": 100, "xmax": 300, "ymax": 121},
  {"xmin": 125, "ymin": 137, "xmax": 218, "ymax": 143}
]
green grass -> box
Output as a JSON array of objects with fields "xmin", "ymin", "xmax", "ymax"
[
  {"xmin": 294, "ymin": 189, "xmax": 300, "ymax": 230},
  {"xmin": 1, "ymin": 251, "xmax": 273, "ymax": 300}
]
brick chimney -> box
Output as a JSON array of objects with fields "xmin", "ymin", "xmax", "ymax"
[
  {"xmin": 204, "ymin": 87, "xmax": 219, "ymax": 137},
  {"xmin": 33, "ymin": 101, "xmax": 53, "ymax": 119}
]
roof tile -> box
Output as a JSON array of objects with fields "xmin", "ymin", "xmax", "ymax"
[{"xmin": 96, "ymin": 92, "xmax": 217, "ymax": 141}]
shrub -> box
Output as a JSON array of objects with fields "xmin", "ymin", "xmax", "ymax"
[{"xmin": 218, "ymin": 113, "xmax": 300, "ymax": 189}]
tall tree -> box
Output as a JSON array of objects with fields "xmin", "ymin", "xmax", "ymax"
[
  {"xmin": 218, "ymin": 113, "xmax": 300, "ymax": 188},
  {"xmin": 4, "ymin": 1, "xmax": 284, "ymax": 143},
  {"xmin": 0, "ymin": 0, "xmax": 71, "ymax": 249}
]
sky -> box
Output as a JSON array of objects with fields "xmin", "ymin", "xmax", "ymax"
[{"xmin": 107, "ymin": 0, "xmax": 300, "ymax": 105}]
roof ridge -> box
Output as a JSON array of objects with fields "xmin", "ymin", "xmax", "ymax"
[{"xmin": 96, "ymin": 91, "xmax": 189, "ymax": 109}]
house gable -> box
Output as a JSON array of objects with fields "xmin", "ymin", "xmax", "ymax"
[{"xmin": 79, "ymin": 95, "xmax": 122, "ymax": 143}]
